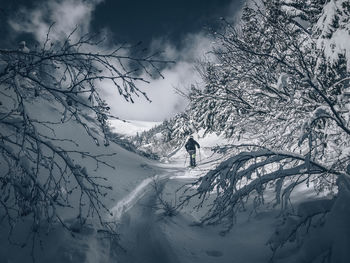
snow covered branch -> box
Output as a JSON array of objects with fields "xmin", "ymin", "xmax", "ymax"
[
  {"xmin": 181, "ymin": 148, "xmax": 341, "ymax": 229},
  {"xmin": 0, "ymin": 29, "xmax": 170, "ymax": 254},
  {"xmin": 178, "ymin": 2, "xmax": 350, "ymax": 260}
]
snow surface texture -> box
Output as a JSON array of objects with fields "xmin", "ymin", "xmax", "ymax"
[{"xmin": 1, "ymin": 117, "xmax": 347, "ymax": 263}]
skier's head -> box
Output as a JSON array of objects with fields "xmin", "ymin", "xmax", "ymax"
[{"xmin": 190, "ymin": 135, "xmax": 194, "ymax": 139}]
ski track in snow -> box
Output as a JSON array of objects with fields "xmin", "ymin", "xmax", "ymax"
[
  {"xmin": 109, "ymin": 175, "xmax": 160, "ymax": 222},
  {"xmin": 109, "ymin": 170, "xmax": 184, "ymax": 222},
  {"xmin": 109, "ymin": 132, "xmax": 220, "ymax": 223},
  {"xmin": 107, "ymin": 147, "xmax": 219, "ymax": 263}
]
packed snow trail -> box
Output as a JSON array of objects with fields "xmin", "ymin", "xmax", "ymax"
[{"xmin": 108, "ymin": 145, "xmax": 222, "ymax": 263}]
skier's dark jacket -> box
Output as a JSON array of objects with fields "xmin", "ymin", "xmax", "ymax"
[{"xmin": 185, "ymin": 138, "xmax": 200, "ymax": 153}]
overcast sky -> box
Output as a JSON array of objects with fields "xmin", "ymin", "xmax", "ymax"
[{"xmin": 1, "ymin": 0, "xmax": 243, "ymax": 121}]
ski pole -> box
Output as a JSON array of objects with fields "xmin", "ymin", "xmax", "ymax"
[{"xmin": 199, "ymin": 149, "xmax": 202, "ymax": 163}]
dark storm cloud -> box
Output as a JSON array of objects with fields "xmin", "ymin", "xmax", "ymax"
[
  {"xmin": 1, "ymin": 0, "xmax": 243, "ymax": 48},
  {"xmin": 5, "ymin": 0, "xmax": 103, "ymax": 45},
  {"xmin": 91, "ymin": 0, "xmax": 243, "ymax": 47}
]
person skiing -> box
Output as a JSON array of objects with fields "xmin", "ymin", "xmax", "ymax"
[{"xmin": 185, "ymin": 135, "xmax": 200, "ymax": 167}]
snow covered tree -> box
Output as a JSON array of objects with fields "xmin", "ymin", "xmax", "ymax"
[
  {"xmin": 0, "ymin": 27, "xmax": 168, "ymax": 256},
  {"xmin": 189, "ymin": 64, "xmax": 244, "ymax": 138},
  {"xmin": 131, "ymin": 112, "xmax": 197, "ymax": 159},
  {"xmin": 182, "ymin": 1, "xmax": 350, "ymax": 261},
  {"xmin": 167, "ymin": 112, "xmax": 198, "ymax": 144}
]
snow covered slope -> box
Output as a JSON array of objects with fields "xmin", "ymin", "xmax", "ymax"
[
  {"xmin": 1, "ymin": 115, "xmax": 343, "ymax": 263},
  {"xmin": 0, "ymin": 101, "xmax": 163, "ymax": 263}
]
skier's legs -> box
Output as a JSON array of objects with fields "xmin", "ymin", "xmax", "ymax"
[{"xmin": 189, "ymin": 150, "xmax": 195, "ymax": 167}]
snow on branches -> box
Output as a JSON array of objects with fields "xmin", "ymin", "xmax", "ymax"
[
  {"xmin": 181, "ymin": 148, "xmax": 337, "ymax": 228},
  {"xmin": 180, "ymin": 0, "xmax": 350, "ymax": 261},
  {"xmin": 0, "ymin": 27, "xmax": 169, "ymax": 255}
]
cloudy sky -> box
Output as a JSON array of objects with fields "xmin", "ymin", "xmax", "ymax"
[{"xmin": 1, "ymin": 0, "xmax": 243, "ymax": 121}]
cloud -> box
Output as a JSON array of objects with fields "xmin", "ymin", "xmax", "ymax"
[
  {"xmin": 103, "ymin": 32, "xmax": 215, "ymax": 121},
  {"xmin": 8, "ymin": 0, "xmax": 103, "ymax": 43},
  {"xmin": 103, "ymin": 2, "xmax": 245, "ymax": 121},
  {"xmin": 148, "ymin": 32, "xmax": 214, "ymax": 63},
  {"xmin": 104, "ymin": 61, "xmax": 196, "ymax": 121}
]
